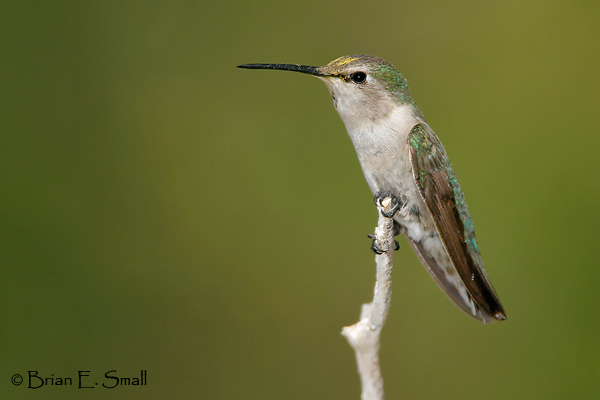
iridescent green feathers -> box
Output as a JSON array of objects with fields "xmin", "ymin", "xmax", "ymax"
[
  {"xmin": 371, "ymin": 63, "xmax": 414, "ymax": 107},
  {"xmin": 409, "ymin": 124, "xmax": 479, "ymax": 256},
  {"xmin": 408, "ymin": 123, "xmax": 506, "ymax": 320}
]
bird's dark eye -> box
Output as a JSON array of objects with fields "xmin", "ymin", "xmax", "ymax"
[{"xmin": 350, "ymin": 72, "xmax": 367, "ymax": 84}]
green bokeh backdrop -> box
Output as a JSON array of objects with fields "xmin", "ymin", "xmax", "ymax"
[{"xmin": 2, "ymin": 1, "xmax": 599, "ymax": 399}]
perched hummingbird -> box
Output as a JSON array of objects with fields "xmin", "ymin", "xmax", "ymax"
[{"xmin": 238, "ymin": 55, "xmax": 506, "ymax": 323}]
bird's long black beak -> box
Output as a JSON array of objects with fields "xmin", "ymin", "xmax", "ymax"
[{"xmin": 237, "ymin": 63, "xmax": 328, "ymax": 77}]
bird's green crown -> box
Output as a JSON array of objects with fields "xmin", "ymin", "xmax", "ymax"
[{"xmin": 320, "ymin": 55, "xmax": 415, "ymax": 106}]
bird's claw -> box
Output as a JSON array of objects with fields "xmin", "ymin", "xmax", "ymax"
[
  {"xmin": 374, "ymin": 190, "xmax": 403, "ymax": 218},
  {"xmin": 367, "ymin": 234, "xmax": 400, "ymax": 254}
]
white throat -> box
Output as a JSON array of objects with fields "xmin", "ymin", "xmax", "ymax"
[{"xmin": 338, "ymin": 102, "xmax": 418, "ymax": 156}]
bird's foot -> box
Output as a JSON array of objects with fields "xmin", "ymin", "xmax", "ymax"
[
  {"xmin": 367, "ymin": 234, "xmax": 400, "ymax": 255},
  {"xmin": 374, "ymin": 190, "xmax": 405, "ymax": 218}
]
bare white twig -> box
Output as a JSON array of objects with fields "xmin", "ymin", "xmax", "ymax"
[{"xmin": 342, "ymin": 197, "xmax": 396, "ymax": 400}]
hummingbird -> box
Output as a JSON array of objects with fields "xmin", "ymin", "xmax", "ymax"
[{"xmin": 238, "ymin": 55, "xmax": 506, "ymax": 323}]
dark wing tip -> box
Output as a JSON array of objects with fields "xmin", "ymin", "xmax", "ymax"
[{"xmin": 494, "ymin": 310, "xmax": 507, "ymax": 321}]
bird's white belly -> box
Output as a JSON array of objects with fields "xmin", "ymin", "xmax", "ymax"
[
  {"xmin": 343, "ymin": 103, "xmax": 434, "ymax": 242},
  {"xmin": 359, "ymin": 152, "xmax": 433, "ymax": 243}
]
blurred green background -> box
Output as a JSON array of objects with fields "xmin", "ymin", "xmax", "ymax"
[{"xmin": 2, "ymin": 1, "xmax": 599, "ymax": 399}]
